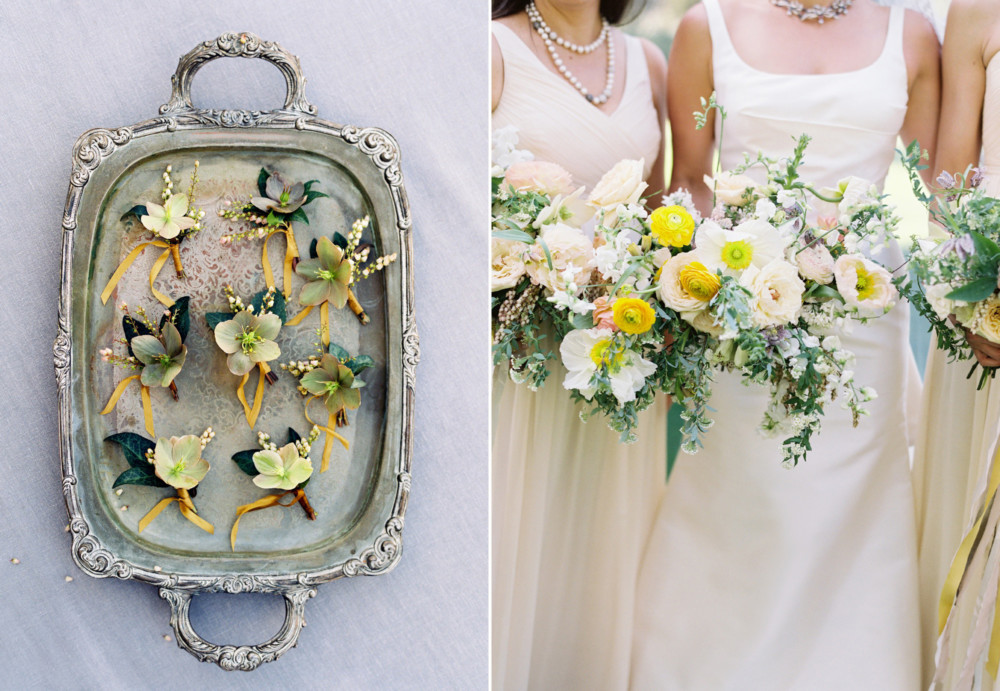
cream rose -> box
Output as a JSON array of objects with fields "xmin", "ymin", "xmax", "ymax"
[
  {"xmin": 796, "ymin": 243, "xmax": 835, "ymax": 284},
  {"xmin": 491, "ymin": 238, "xmax": 528, "ymax": 292},
  {"xmin": 656, "ymin": 251, "xmax": 712, "ymax": 312},
  {"xmin": 924, "ymin": 282, "xmax": 957, "ymax": 321},
  {"xmin": 834, "ymin": 254, "xmax": 897, "ymax": 314},
  {"xmin": 525, "ymin": 222, "xmax": 594, "ymax": 291},
  {"xmin": 975, "ymin": 296, "xmax": 1000, "ymax": 344},
  {"xmin": 587, "ymin": 159, "xmax": 647, "ymax": 212},
  {"xmin": 504, "ymin": 160, "xmax": 576, "ymax": 197},
  {"xmin": 741, "ymin": 258, "xmax": 805, "ymax": 327},
  {"xmin": 705, "ymin": 171, "xmax": 759, "ymax": 207},
  {"xmin": 681, "ymin": 308, "xmax": 726, "ymax": 338}
]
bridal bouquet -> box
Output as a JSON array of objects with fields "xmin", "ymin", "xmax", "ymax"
[
  {"xmin": 897, "ymin": 143, "xmax": 1000, "ymax": 388},
  {"xmin": 659, "ymin": 124, "xmax": 901, "ymax": 465}
]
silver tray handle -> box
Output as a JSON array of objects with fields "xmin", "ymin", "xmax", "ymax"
[
  {"xmin": 159, "ymin": 32, "xmax": 317, "ymax": 117},
  {"xmin": 159, "ymin": 585, "xmax": 317, "ymax": 671}
]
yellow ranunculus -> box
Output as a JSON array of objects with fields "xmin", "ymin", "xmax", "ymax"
[
  {"xmin": 679, "ymin": 262, "xmax": 721, "ymax": 302},
  {"xmin": 612, "ymin": 297, "xmax": 656, "ymax": 335},
  {"xmin": 649, "ymin": 205, "xmax": 695, "ymax": 248}
]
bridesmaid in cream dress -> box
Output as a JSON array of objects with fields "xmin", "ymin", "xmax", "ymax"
[
  {"xmin": 630, "ymin": 1, "xmax": 939, "ymax": 689},
  {"xmin": 491, "ymin": 0, "xmax": 668, "ymax": 688},
  {"xmin": 915, "ymin": 2, "xmax": 1000, "ymax": 687}
]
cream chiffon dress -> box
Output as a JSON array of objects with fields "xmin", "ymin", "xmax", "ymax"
[
  {"xmin": 631, "ymin": 3, "xmax": 922, "ymax": 689},
  {"xmin": 916, "ymin": 57, "xmax": 1000, "ymax": 690},
  {"xmin": 491, "ymin": 22, "xmax": 667, "ymax": 691}
]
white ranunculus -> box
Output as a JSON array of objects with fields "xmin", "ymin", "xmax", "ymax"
[
  {"xmin": 833, "ymin": 254, "xmax": 897, "ymax": 314},
  {"xmin": 588, "ymin": 159, "xmax": 647, "ymax": 221},
  {"xmin": 796, "ymin": 243, "xmax": 836, "ymax": 285},
  {"xmin": 694, "ymin": 218, "xmax": 788, "ymax": 276},
  {"xmin": 705, "ymin": 171, "xmax": 759, "ymax": 207},
  {"xmin": 560, "ymin": 328, "xmax": 656, "ymax": 406},
  {"xmin": 741, "ymin": 258, "xmax": 805, "ymax": 327},
  {"xmin": 491, "ymin": 238, "xmax": 528, "ymax": 291},
  {"xmin": 525, "ymin": 222, "xmax": 594, "ymax": 291}
]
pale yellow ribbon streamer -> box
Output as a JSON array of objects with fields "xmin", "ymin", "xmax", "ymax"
[
  {"xmin": 230, "ymin": 489, "xmax": 303, "ymax": 551},
  {"xmin": 138, "ymin": 490, "xmax": 214, "ymax": 534},
  {"xmin": 285, "ymin": 301, "xmax": 330, "ymax": 346},
  {"xmin": 284, "ymin": 303, "xmax": 314, "ymax": 326},
  {"xmin": 261, "ymin": 226, "xmax": 299, "ymax": 298},
  {"xmin": 99, "ymin": 240, "xmax": 175, "ymax": 307},
  {"xmin": 236, "ymin": 362, "xmax": 270, "ymax": 429},
  {"xmin": 99, "ymin": 374, "xmax": 155, "ymax": 436},
  {"xmin": 304, "ymin": 395, "xmax": 349, "ymax": 473}
]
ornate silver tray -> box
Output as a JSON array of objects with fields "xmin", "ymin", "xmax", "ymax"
[{"xmin": 54, "ymin": 32, "xmax": 417, "ymax": 670}]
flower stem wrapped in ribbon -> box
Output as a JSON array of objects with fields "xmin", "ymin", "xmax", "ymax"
[
  {"xmin": 285, "ymin": 217, "xmax": 398, "ymax": 343},
  {"xmin": 219, "ymin": 169, "xmax": 330, "ymax": 298},
  {"xmin": 105, "ymin": 428, "xmax": 216, "ymax": 534},
  {"xmin": 229, "ymin": 427, "xmax": 320, "ymax": 551},
  {"xmin": 207, "ymin": 287, "xmax": 286, "ymax": 430},
  {"xmin": 99, "ymin": 297, "xmax": 191, "ymax": 437},
  {"xmin": 100, "ymin": 162, "xmax": 205, "ymax": 307},
  {"xmin": 281, "ymin": 343, "xmax": 373, "ymax": 472}
]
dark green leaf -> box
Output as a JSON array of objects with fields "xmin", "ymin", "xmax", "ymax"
[
  {"xmin": 946, "ymin": 277, "xmax": 999, "ymax": 303},
  {"xmin": 121, "ymin": 205, "xmax": 148, "ymax": 222},
  {"xmin": 287, "ymin": 427, "xmax": 301, "ymax": 445},
  {"xmin": 304, "ymin": 189, "xmax": 329, "ymax": 204},
  {"xmin": 257, "ymin": 168, "xmax": 270, "ymax": 197},
  {"xmin": 251, "ymin": 289, "xmax": 287, "ymax": 323},
  {"xmin": 492, "ymin": 177, "xmax": 502, "ymax": 196},
  {"xmin": 266, "ymin": 211, "xmax": 283, "ymax": 227},
  {"xmin": 205, "ymin": 312, "xmax": 231, "ymax": 331},
  {"xmin": 296, "ymin": 477, "xmax": 310, "ymax": 490},
  {"xmin": 804, "ymin": 284, "xmax": 845, "ymax": 303},
  {"xmin": 231, "ymin": 450, "xmax": 259, "ymax": 477},
  {"xmin": 328, "ymin": 342, "xmax": 351, "ymax": 361},
  {"xmin": 122, "ymin": 316, "xmax": 152, "ymax": 358},
  {"xmin": 970, "ymin": 230, "xmax": 1000, "ymax": 262},
  {"xmin": 346, "ymin": 355, "xmax": 375, "ymax": 374},
  {"xmin": 333, "ymin": 232, "xmax": 348, "ymax": 250},
  {"xmin": 161, "ymin": 296, "xmax": 190, "ymax": 341},
  {"xmin": 112, "ymin": 466, "xmax": 167, "ymax": 488},
  {"xmin": 106, "ymin": 432, "xmax": 155, "ymax": 469},
  {"xmin": 288, "ymin": 207, "xmax": 309, "ymax": 226},
  {"xmin": 309, "ymin": 238, "xmax": 318, "ymax": 258},
  {"xmin": 303, "ymin": 179, "xmax": 320, "ymax": 192}
]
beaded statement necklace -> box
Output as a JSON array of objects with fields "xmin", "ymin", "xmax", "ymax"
[
  {"xmin": 770, "ymin": 0, "xmax": 852, "ymax": 23},
  {"xmin": 526, "ymin": 1, "xmax": 614, "ymax": 105}
]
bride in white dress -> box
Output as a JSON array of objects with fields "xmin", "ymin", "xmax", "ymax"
[
  {"xmin": 630, "ymin": 1, "xmax": 939, "ymax": 688},
  {"xmin": 491, "ymin": 1, "xmax": 669, "ymax": 688}
]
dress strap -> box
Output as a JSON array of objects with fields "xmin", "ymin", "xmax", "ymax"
[
  {"xmin": 492, "ymin": 21, "xmax": 534, "ymax": 65},
  {"xmin": 701, "ymin": 0, "xmax": 735, "ymax": 55},
  {"xmin": 887, "ymin": 6, "xmax": 905, "ymax": 57}
]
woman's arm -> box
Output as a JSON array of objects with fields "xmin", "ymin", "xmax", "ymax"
[
  {"xmin": 492, "ymin": 34, "xmax": 505, "ymax": 112},
  {"xmin": 641, "ymin": 37, "xmax": 669, "ymax": 204},
  {"xmin": 899, "ymin": 10, "xmax": 942, "ymax": 187},
  {"xmin": 665, "ymin": 5, "xmax": 715, "ymax": 215}
]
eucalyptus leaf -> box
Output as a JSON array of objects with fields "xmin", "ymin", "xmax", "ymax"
[
  {"xmin": 112, "ymin": 466, "xmax": 167, "ymax": 489},
  {"xmin": 106, "ymin": 432, "xmax": 155, "ymax": 469},
  {"xmin": 160, "ymin": 296, "xmax": 191, "ymax": 341},
  {"xmin": 232, "ymin": 450, "xmax": 259, "ymax": 477},
  {"xmin": 946, "ymin": 277, "xmax": 999, "ymax": 303},
  {"xmin": 205, "ymin": 312, "xmax": 232, "ymax": 331},
  {"xmin": 491, "ymin": 229, "xmax": 535, "ymax": 244},
  {"xmin": 570, "ymin": 312, "xmax": 594, "ymax": 330}
]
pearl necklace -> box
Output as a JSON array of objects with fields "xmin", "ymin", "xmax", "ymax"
[
  {"xmin": 526, "ymin": 2, "xmax": 614, "ymax": 105},
  {"xmin": 770, "ymin": 0, "xmax": 852, "ymax": 23}
]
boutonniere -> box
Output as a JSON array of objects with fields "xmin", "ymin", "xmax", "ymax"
[
  {"xmin": 206, "ymin": 286, "xmax": 286, "ymax": 429},
  {"xmin": 106, "ymin": 428, "xmax": 215, "ymax": 534},
  {"xmin": 281, "ymin": 342, "xmax": 374, "ymax": 471},
  {"xmin": 99, "ymin": 297, "xmax": 191, "ymax": 436},
  {"xmin": 285, "ymin": 216, "xmax": 398, "ymax": 345},
  {"xmin": 229, "ymin": 427, "xmax": 319, "ymax": 551},
  {"xmin": 218, "ymin": 169, "xmax": 328, "ymax": 298},
  {"xmin": 100, "ymin": 162, "xmax": 205, "ymax": 307}
]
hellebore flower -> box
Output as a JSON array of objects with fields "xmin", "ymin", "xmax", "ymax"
[
  {"xmin": 214, "ymin": 310, "xmax": 282, "ymax": 376},
  {"xmin": 295, "ymin": 236, "xmax": 352, "ymax": 308},
  {"xmin": 252, "ymin": 443, "xmax": 313, "ymax": 490},
  {"xmin": 300, "ymin": 354, "xmax": 362, "ymax": 415},
  {"xmin": 132, "ymin": 321, "xmax": 187, "ymax": 387},
  {"xmin": 153, "ymin": 435, "xmax": 210, "ymax": 490},
  {"xmin": 141, "ymin": 194, "xmax": 197, "ymax": 240},
  {"xmin": 251, "ymin": 172, "xmax": 306, "ymax": 214}
]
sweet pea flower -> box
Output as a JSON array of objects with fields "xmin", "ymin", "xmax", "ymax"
[{"xmin": 141, "ymin": 194, "xmax": 196, "ymax": 240}]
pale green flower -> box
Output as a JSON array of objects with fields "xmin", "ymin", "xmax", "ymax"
[
  {"xmin": 153, "ymin": 435, "xmax": 210, "ymax": 490},
  {"xmin": 214, "ymin": 310, "xmax": 282, "ymax": 376},
  {"xmin": 300, "ymin": 354, "xmax": 362, "ymax": 415},
  {"xmin": 295, "ymin": 237, "xmax": 351, "ymax": 308},
  {"xmin": 132, "ymin": 321, "xmax": 186, "ymax": 387},
  {"xmin": 252, "ymin": 443, "xmax": 313, "ymax": 490},
  {"xmin": 141, "ymin": 193, "xmax": 196, "ymax": 240},
  {"xmin": 251, "ymin": 172, "xmax": 306, "ymax": 215}
]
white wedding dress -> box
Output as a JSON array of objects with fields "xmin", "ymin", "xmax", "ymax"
[
  {"xmin": 491, "ymin": 22, "xmax": 667, "ymax": 691},
  {"xmin": 631, "ymin": 2, "xmax": 922, "ymax": 689}
]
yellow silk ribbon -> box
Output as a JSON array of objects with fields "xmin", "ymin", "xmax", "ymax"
[
  {"xmin": 285, "ymin": 301, "xmax": 330, "ymax": 346},
  {"xmin": 305, "ymin": 395, "xmax": 349, "ymax": 472},
  {"xmin": 284, "ymin": 303, "xmax": 314, "ymax": 326},
  {"xmin": 138, "ymin": 491, "xmax": 214, "ymax": 534},
  {"xmin": 99, "ymin": 240, "xmax": 175, "ymax": 307},
  {"xmin": 230, "ymin": 489, "xmax": 303, "ymax": 551},
  {"xmin": 261, "ymin": 226, "xmax": 299, "ymax": 298},
  {"xmin": 99, "ymin": 374, "xmax": 155, "ymax": 436},
  {"xmin": 938, "ymin": 444, "xmax": 1000, "ymax": 651},
  {"xmin": 236, "ymin": 362, "xmax": 270, "ymax": 429}
]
